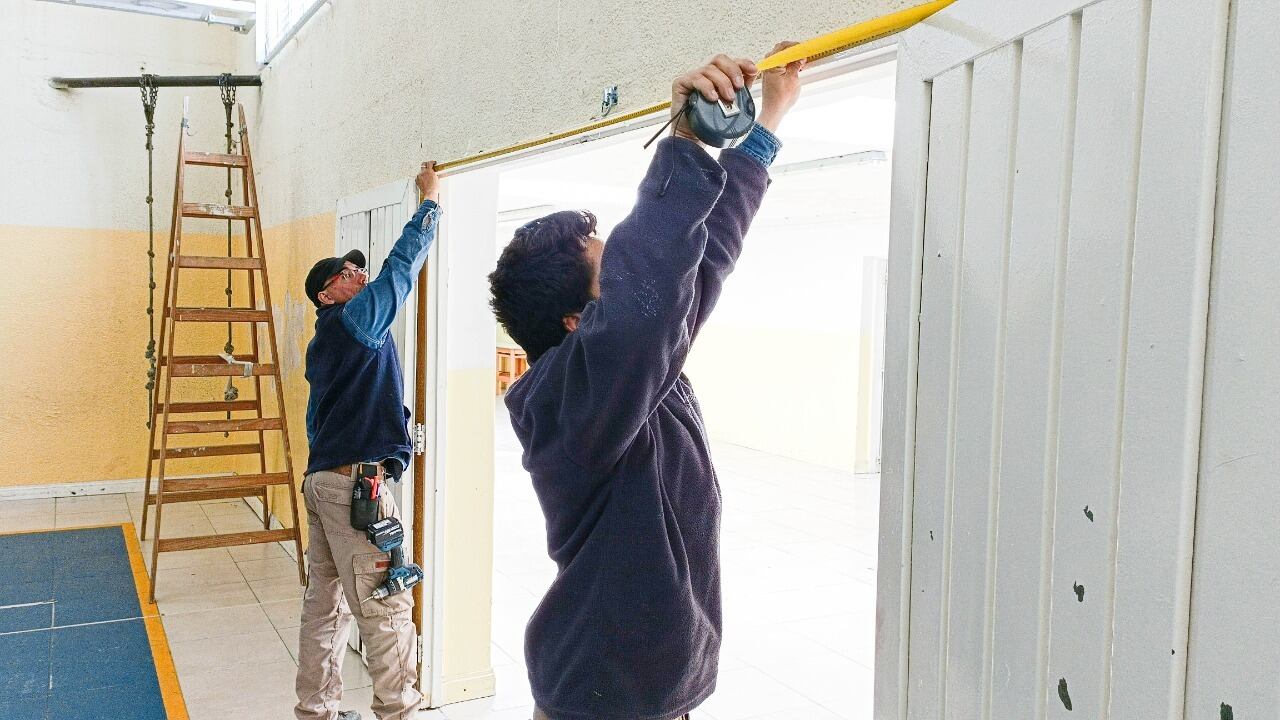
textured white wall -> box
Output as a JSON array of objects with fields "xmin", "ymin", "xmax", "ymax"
[
  {"xmin": 237, "ymin": 0, "xmax": 914, "ymax": 227},
  {"xmin": 1, "ymin": 1, "xmax": 240, "ymax": 231}
]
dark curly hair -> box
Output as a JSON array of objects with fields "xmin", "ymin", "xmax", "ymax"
[{"xmin": 489, "ymin": 210, "xmax": 598, "ymax": 363}]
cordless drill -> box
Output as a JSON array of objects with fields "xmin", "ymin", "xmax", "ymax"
[{"xmin": 364, "ymin": 516, "xmax": 424, "ymax": 601}]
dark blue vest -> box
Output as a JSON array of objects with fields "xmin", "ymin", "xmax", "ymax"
[{"xmin": 303, "ymin": 305, "xmax": 411, "ymax": 475}]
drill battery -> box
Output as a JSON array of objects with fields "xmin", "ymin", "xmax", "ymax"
[{"xmin": 365, "ymin": 516, "xmax": 403, "ymax": 553}]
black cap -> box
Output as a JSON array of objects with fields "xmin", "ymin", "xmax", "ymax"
[{"xmin": 305, "ymin": 249, "xmax": 366, "ymax": 308}]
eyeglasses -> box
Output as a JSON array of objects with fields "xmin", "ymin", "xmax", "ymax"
[{"xmin": 324, "ymin": 266, "xmax": 367, "ymax": 289}]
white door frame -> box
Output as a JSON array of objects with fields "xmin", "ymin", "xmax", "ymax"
[{"xmin": 335, "ymin": 178, "xmax": 448, "ymax": 699}]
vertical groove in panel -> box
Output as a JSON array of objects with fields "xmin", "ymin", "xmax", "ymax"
[
  {"xmin": 1042, "ymin": 1, "xmax": 1150, "ymax": 717},
  {"xmin": 1101, "ymin": 1, "xmax": 1150, "ymax": 716},
  {"xmin": 937, "ymin": 62, "xmax": 974, "ymax": 720},
  {"xmin": 1035, "ymin": 16, "xmax": 1081, "ymax": 720},
  {"xmin": 1185, "ymin": 0, "xmax": 1280, "ymax": 713},
  {"xmin": 893, "ymin": 71, "xmax": 934, "ymax": 720},
  {"xmin": 1110, "ymin": 0, "xmax": 1228, "ymax": 711},
  {"xmin": 945, "ymin": 45, "xmax": 1020, "ymax": 719},
  {"xmin": 907, "ymin": 64, "xmax": 975, "ymax": 720},
  {"xmin": 979, "ymin": 38, "xmax": 1023, "ymax": 720}
]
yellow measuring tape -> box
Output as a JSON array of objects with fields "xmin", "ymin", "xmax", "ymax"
[{"xmin": 435, "ymin": 0, "xmax": 956, "ymax": 174}]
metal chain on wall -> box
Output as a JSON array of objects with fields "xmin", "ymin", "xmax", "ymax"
[
  {"xmin": 218, "ymin": 74, "xmax": 240, "ymax": 434},
  {"xmin": 140, "ymin": 72, "xmax": 159, "ymax": 428}
]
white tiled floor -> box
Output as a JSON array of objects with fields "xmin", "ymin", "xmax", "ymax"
[
  {"xmin": 492, "ymin": 405, "xmax": 880, "ymax": 720},
  {"xmin": 0, "ymin": 425, "xmax": 876, "ymax": 720}
]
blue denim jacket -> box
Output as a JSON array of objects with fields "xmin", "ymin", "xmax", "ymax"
[{"xmin": 340, "ymin": 199, "xmax": 441, "ymax": 349}]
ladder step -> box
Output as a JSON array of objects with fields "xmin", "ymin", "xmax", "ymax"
[
  {"xmin": 155, "ymin": 400, "xmax": 260, "ymax": 414},
  {"xmin": 170, "ymin": 307, "xmax": 271, "ymax": 322},
  {"xmin": 160, "ymin": 353, "xmax": 256, "ymax": 367},
  {"xmin": 146, "ymin": 487, "xmax": 266, "ymax": 505},
  {"xmin": 177, "ymin": 256, "xmax": 264, "ymax": 270},
  {"xmin": 182, "ymin": 202, "xmax": 256, "ymax": 220},
  {"xmin": 165, "ymin": 418, "xmax": 282, "ymax": 434},
  {"xmin": 169, "ymin": 363, "xmax": 279, "ymax": 378},
  {"xmin": 184, "ymin": 151, "xmax": 248, "ymax": 168},
  {"xmin": 157, "ymin": 472, "xmax": 292, "ymax": 494},
  {"xmin": 152, "ymin": 443, "xmax": 262, "ymax": 460},
  {"xmin": 156, "ymin": 528, "xmax": 294, "ymax": 553}
]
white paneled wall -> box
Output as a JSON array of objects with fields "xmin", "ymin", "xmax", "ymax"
[{"xmin": 878, "ymin": 0, "xmax": 1276, "ymax": 717}]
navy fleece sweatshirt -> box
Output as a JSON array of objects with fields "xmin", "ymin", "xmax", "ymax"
[{"xmin": 504, "ymin": 131, "xmax": 775, "ymax": 720}]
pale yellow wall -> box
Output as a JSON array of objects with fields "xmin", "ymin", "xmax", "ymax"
[
  {"xmin": 686, "ymin": 325, "xmax": 865, "ymax": 472},
  {"xmin": 0, "ymin": 1, "xmax": 243, "ymax": 488},
  {"xmin": 0, "ymin": 226, "xmax": 267, "ymax": 486},
  {"xmin": 440, "ymin": 370, "xmax": 497, "ymax": 702},
  {"xmin": 683, "ymin": 209, "xmax": 889, "ymax": 473}
]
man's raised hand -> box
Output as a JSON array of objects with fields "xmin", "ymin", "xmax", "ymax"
[
  {"xmin": 758, "ymin": 41, "xmax": 806, "ymax": 133},
  {"xmin": 417, "ymin": 161, "xmax": 440, "ymax": 203}
]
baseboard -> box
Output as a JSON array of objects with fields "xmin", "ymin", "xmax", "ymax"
[
  {"xmin": 0, "ymin": 478, "xmax": 147, "ymax": 501},
  {"xmin": 440, "ymin": 668, "xmax": 496, "ymax": 705}
]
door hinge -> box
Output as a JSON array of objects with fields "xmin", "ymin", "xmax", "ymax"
[{"xmin": 413, "ymin": 423, "xmax": 427, "ymax": 455}]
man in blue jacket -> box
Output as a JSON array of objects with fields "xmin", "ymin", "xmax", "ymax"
[
  {"xmin": 488, "ymin": 46, "xmax": 805, "ymax": 720},
  {"xmin": 294, "ymin": 162, "xmax": 439, "ymax": 720}
]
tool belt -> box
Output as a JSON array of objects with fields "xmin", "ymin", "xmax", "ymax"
[
  {"xmin": 327, "ymin": 457, "xmax": 404, "ymax": 483},
  {"xmin": 328, "ymin": 463, "xmax": 359, "ymax": 479}
]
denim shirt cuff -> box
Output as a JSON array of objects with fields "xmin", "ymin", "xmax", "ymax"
[
  {"xmin": 417, "ymin": 198, "xmax": 442, "ymax": 229},
  {"xmin": 735, "ymin": 123, "xmax": 782, "ymax": 168}
]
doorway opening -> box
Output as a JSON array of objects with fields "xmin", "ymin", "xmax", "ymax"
[{"xmin": 484, "ymin": 49, "xmax": 896, "ymax": 719}]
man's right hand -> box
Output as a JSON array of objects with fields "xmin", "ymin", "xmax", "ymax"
[
  {"xmin": 671, "ymin": 55, "xmax": 759, "ymax": 146},
  {"xmin": 416, "ymin": 161, "xmax": 440, "ymax": 204}
]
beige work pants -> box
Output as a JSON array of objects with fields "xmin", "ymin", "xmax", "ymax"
[{"xmin": 294, "ymin": 469, "xmax": 422, "ymax": 720}]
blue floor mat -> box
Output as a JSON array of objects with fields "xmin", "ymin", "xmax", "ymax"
[{"xmin": 0, "ymin": 526, "xmax": 173, "ymax": 719}]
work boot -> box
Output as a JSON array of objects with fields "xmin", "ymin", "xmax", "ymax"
[{"xmin": 337, "ymin": 713, "xmax": 361, "ymax": 720}]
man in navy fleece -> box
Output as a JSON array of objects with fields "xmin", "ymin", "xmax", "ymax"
[{"xmin": 488, "ymin": 46, "xmax": 805, "ymax": 720}]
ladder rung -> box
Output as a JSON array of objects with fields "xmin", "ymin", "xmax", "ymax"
[
  {"xmin": 184, "ymin": 151, "xmax": 248, "ymax": 168},
  {"xmin": 160, "ymin": 353, "xmax": 256, "ymax": 367},
  {"xmin": 147, "ymin": 487, "xmax": 266, "ymax": 505},
  {"xmin": 165, "ymin": 418, "xmax": 283, "ymax": 434},
  {"xmin": 182, "ymin": 202, "xmax": 256, "ymax": 220},
  {"xmin": 177, "ymin": 256, "xmax": 264, "ymax": 270},
  {"xmin": 157, "ymin": 472, "xmax": 292, "ymax": 494},
  {"xmin": 155, "ymin": 400, "xmax": 260, "ymax": 414},
  {"xmin": 169, "ymin": 363, "xmax": 278, "ymax": 378},
  {"xmin": 156, "ymin": 529, "xmax": 293, "ymax": 553},
  {"xmin": 152, "ymin": 443, "xmax": 263, "ymax": 460},
  {"xmin": 170, "ymin": 307, "xmax": 271, "ymax": 322}
]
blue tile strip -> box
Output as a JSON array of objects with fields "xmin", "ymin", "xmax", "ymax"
[{"xmin": 0, "ymin": 527, "xmax": 167, "ymax": 717}]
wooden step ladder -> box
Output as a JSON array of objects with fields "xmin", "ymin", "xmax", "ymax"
[{"xmin": 142, "ymin": 100, "xmax": 305, "ymax": 601}]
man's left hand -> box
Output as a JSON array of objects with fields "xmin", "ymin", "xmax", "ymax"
[{"xmin": 758, "ymin": 41, "xmax": 806, "ymax": 133}]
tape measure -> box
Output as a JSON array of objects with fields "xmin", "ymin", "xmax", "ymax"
[
  {"xmin": 643, "ymin": 85, "xmax": 758, "ymax": 150},
  {"xmin": 687, "ymin": 86, "xmax": 757, "ymax": 148}
]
